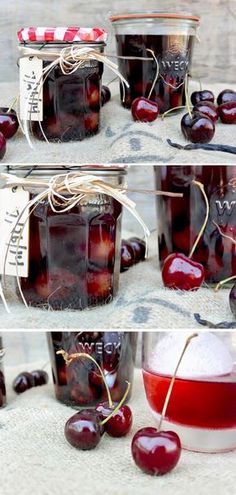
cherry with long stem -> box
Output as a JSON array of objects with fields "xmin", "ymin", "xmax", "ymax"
[{"xmin": 189, "ymin": 180, "xmax": 210, "ymax": 259}]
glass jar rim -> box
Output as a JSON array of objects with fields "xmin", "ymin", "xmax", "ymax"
[
  {"xmin": 110, "ymin": 12, "xmax": 200, "ymax": 23},
  {"xmin": 5, "ymin": 165, "xmax": 127, "ymax": 178}
]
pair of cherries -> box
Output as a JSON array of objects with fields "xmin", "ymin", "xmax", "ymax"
[
  {"xmin": 0, "ymin": 107, "xmax": 19, "ymax": 160},
  {"xmin": 13, "ymin": 369, "xmax": 48, "ymax": 394},
  {"xmin": 120, "ymin": 237, "xmax": 146, "ymax": 272},
  {"xmin": 65, "ymin": 400, "xmax": 132, "ymax": 450}
]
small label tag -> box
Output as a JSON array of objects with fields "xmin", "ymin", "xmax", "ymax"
[
  {"xmin": 0, "ymin": 187, "xmax": 30, "ymax": 277},
  {"xmin": 20, "ymin": 56, "xmax": 43, "ymax": 121}
]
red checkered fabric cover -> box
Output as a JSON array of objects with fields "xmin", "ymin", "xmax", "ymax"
[{"xmin": 17, "ymin": 27, "xmax": 107, "ymax": 43}]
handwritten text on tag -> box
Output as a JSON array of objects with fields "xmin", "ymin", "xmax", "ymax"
[
  {"xmin": 0, "ymin": 187, "xmax": 30, "ymax": 277},
  {"xmin": 20, "ymin": 56, "xmax": 43, "ymax": 121}
]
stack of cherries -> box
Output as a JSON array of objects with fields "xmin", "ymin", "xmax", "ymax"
[
  {"xmin": 12, "ymin": 369, "xmax": 48, "ymax": 394},
  {"xmin": 131, "ymin": 88, "xmax": 236, "ymax": 144},
  {"xmin": 0, "ymin": 107, "xmax": 19, "ymax": 160}
]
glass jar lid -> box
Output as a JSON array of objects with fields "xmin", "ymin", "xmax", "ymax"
[
  {"xmin": 17, "ymin": 27, "xmax": 108, "ymax": 43},
  {"xmin": 110, "ymin": 12, "xmax": 200, "ymax": 23}
]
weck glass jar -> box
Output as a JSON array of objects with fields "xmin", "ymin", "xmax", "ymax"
[
  {"xmin": 0, "ymin": 336, "xmax": 6, "ymax": 408},
  {"xmin": 110, "ymin": 12, "xmax": 199, "ymax": 112},
  {"xmin": 48, "ymin": 331, "xmax": 137, "ymax": 407},
  {"xmin": 142, "ymin": 332, "xmax": 236, "ymax": 453},
  {"xmin": 18, "ymin": 27, "xmax": 107, "ymax": 142},
  {"xmin": 7, "ymin": 165, "xmax": 126, "ymax": 310},
  {"xmin": 155, "ymin": 166, "xmax": 236, "ymax": 284}
]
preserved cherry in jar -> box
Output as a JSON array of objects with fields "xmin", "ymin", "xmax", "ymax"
[
  {"xmin": 0, "ymin": 336, "xmax": 6, "ymax": 408},
  {"xmin": 12, "ymin": 166, "xmax": 125, "ymax": 310},
  {"xmin": 18, "ymin": 27, "xmax": 107, "ymax": 142},
  {"xmin": 110, "ymin": 13, "xmax": 199, "ymax": 112},
  {"xmin": 155, "ymin": 166, "xmax": 236, "ymax": 284},
  {"xmin": 48, "ymin": 331, "xmax": 137, "ymax": 407}
]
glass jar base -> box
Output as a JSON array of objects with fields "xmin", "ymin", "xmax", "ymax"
[{"xmin": 151, "ymin": 409, "xmax": 236, "ymax": 453}]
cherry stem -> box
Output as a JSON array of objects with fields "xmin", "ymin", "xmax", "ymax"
[
  {"xmin": 214, "ymin": 275, "xmax": 236, "ymax": 292},
  {"xmin": 213, "ymin": 220, "xmax": 236, "ymax": 245},
  {"xmin": 184, "ymin": 74, "xmax": 192, "ymax": 118},
  {"xmin": 7, "ymin": 96, "xmax": 18, "ymax": 113},
  {"xmin": 158, "ymin": 333, "xmax": 198, "ymax": 432},
  {"xmin": 57, "ymin": 350, "xmax": 113, "ymax": 408},
  {"xmin": 147, "ymin": 49, "xmax": 159, "ymax": 100},
  {"xmin": 161, "ymin": 105, "xmax": 190, "ymax": 120},
  {"xmin": 99, "ymin": 380, "xmax": 131, "ymax": 426},
  {"xmin": 199, "ymin": 79, "xmax": 203, "ymax": 91},
  {"xmin": 189, "ymin": 180, "xmax": 209, "ymax": 259},
  {"xmin": 106, "ymin": 76, "xmax": 118, "ymax": 86}
]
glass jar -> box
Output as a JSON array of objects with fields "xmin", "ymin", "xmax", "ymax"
[
  {"xmin": 48, "ymin": 331, "xmax": 137, "ymax": 407},
  {"xmin": 143, "ymin": 332, "xmax": 236, "ymax": 453},
  {"xmin": 154, "ymin": 166, "xmax": 236, "ymax": 284},
  {"xmin": 18, "ymin": 27, "xmax": 107, "ymax": 142},
  {"xmin": 110, "ymin": 12, "xmax": 199, "ymax": 112},
  {"xmin": 0, "ymin": 336, "xmax": 6, "ymax": 408},
  {"xmin": 8, "ymin": 165, "xmax": 126, "ymax": 310}
]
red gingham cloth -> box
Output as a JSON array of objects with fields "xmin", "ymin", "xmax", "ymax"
[{"xmin": 17, "ymin": 27, "xmax": 108, "ymax": 43}]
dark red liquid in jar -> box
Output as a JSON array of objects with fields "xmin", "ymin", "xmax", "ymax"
[
  {"xmin": 155, "ymin": 166, "xmax": 236, "ymax": 283},
  {"xmin": 143, "ymin": 368, "xmax": 236, "ymax": 428},
  {"xmin": 115, "ymin": 34, "xmax": 194, "ymax": 112},
  {"xmin": 48, "ymin": 332, "xmax": 137, "ymax": 407},
  {"xmin": 31, "ymin": 59, "xmax": 103, "ymax": 142},
  {"xmin": 20, "ymin": 193, "xmax": 122, "ymax": 310},
  {"xmin": 0, "ymin": 338, "xmax": 6, "ymax": 408}
]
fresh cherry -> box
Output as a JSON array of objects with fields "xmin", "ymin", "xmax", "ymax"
[
  {"xmin": 96, "ymin": 401, "xmax": 132, "ymax": 437},
  {"xmin": 193, "ymin": 101, "xmax": 218, "ymax": 123},
  {"xmin": 131, "ymin": 97, "xmax": 159, "ymax": 123},
  {"xmin": 0, "ymin": 132, "xmax": 6, "ymax": 160},
  {"xmin": 13, "ymin": 372, "xmax": 34, "ymax": 394},
  {"xmin": 190, "ymin": 90, "xmax": 214, "ymax": 106},
  {"xmin": 0, "ymin": 107, "xmax": 19, "ymax": 139},
  {"xmin": 128, "ymin": 237, "xmax": 146, "ymax": 263},
  {"xmin": 162, "ymin": 252, "xmax": 205, "ymax": 291},
  {"xmin": 217, "ymin": 89, "xmax": 236, "ymax": 106},
  {"xmin": 218, "ymin": 102, "xmax": 236, "ymax": 124},
  {"xmin": 120, "ymin": 240, "xmax": 135, "ymax": 272},
  {"xmin": 31, "ymin": 369, "xmax": 49, "ymax": 386},
  {"xmin": 131, "ymin": 428, "xmax": 181, "ymax": 476},
  {"xmin": 64, "ymin": 409, "xmax": 103, "ymax": 450},
  {"xmin": 101, "ymin": 86, "xmax": 111, "ymax": 106},
  {"xmin": 229, "ymin": 283, "xmax": 236, "ymax": 317},
  {"xmin": 181, "ymin": 112, "xmax": 215, "ymax": 143}
]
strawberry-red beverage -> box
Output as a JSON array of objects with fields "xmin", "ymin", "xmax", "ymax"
[{"xmin": 142, "ymin": 332, "xmax": 236, "ymax": 453}]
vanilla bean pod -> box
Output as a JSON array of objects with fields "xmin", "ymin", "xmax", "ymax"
[{"xmin": 167, "ymin": 139, "xmax": 236, "ymax": 155}]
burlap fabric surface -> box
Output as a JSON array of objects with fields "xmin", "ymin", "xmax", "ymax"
[
  {"xmin": 1, "ymin": 365, "xmax": 236, "ymax": 495},
  {"xmin": 0, "ymin": 232, "xmax": 234, "ymax": 329},
  {"xmin": 1, "ymin": 81, "xmax": 236, "ymax": 165}
]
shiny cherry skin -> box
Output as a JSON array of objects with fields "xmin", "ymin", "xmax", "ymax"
[
  {"xmin": 181, "ymin": 111, "xmax": 215, "ymax": 143},
  {"xmin": 65, "ymin": 409, "xmax": 104, "ymax": 450},
  {"xmin": 0, "ymin": 132, "xmax": 6, "ymax": 160},
  {"xmin": 128, "ymin": 237, "xmax": 146, "ymax": 263},
  {"xmin": 131, "ymin": 97, "xmax": 159, "ymax": 122},
  {"xmin": 132, "ymin": 428, "xmax": 181, "ymax": 476},
  {"xmin": 120, "ymin": 240, "xmax": 135, "ymax": 272},
  {"xmin": 13, "ymin": 372, "xmax": 35, "ymax": 394},
  {"xmin": 162, "ymin": 252, "xmax": 205, "ymax": 291},
  {"xmin": 101, "ymin": 86, "xmax": 111, "ymax": 106},
  {"xmin": 96, "ymin": 401, "xmax": 132, "ymax": 437},
  {"xmin": 217, "ymin": 89, "xmax": 236, "ymax": 106},
  {"xmin": 193, "ymin": 101, "xmax": 218, "ymax": 123},
  {"xmin": 218, "ymin": 102, "xmax": 236, "ymax": 124},
  {"xmin": 190, "ymin": 90, "xmax": 214, "ymax": 106},
  {"xmin": 229, "ymin": 284, "xmax": 236, "ymax": 317},
  {"xmin": 0, "ymin": 107, "xmax": 19, "ymax": 139},
  {"xmin": 31, "ymin": 369, "xmax": 49, "ymax": 386}
]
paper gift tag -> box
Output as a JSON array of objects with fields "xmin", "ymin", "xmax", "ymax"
[
  {"xmin": 0, "ymin": 187, "xmax": 30, "ymax": 277},
  {"xmin": 20, "ymin": 56, "xmax": 43, "ymax": 121}
]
